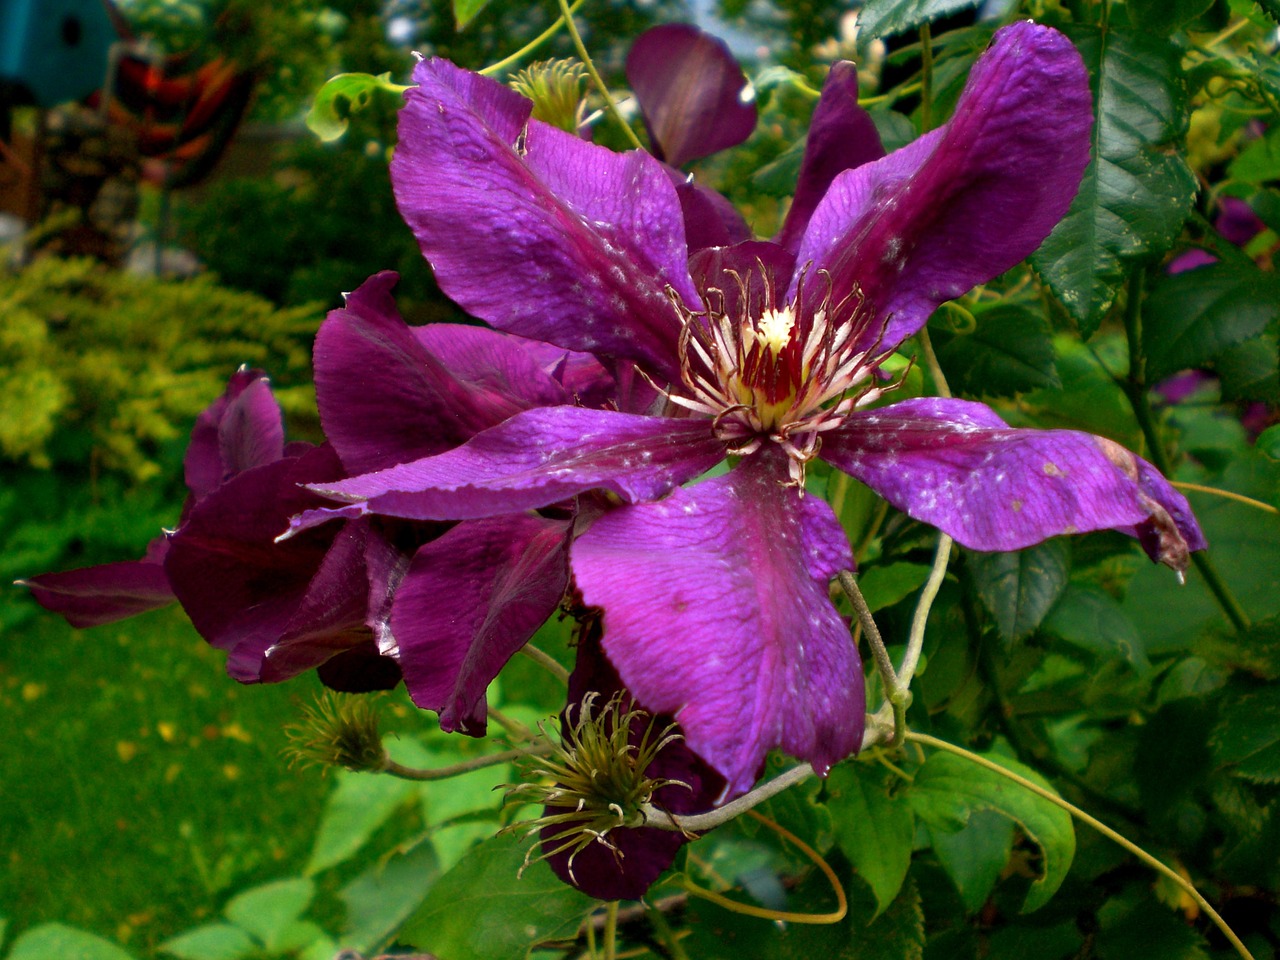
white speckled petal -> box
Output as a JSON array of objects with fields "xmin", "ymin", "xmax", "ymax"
[{"xmin": 571, "ymin": 453, "xmax": 863, "ymax": 796}]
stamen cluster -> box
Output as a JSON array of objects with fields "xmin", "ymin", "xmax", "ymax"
[
  {"xmin": 667, "ymin": 266, "xmax": 892, "ymax": 483},
  {"xmin": 503, "ymin": 692, "xmax": 689, "ymax": 883}
]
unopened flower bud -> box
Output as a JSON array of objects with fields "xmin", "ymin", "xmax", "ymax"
[
  {"xmin": 284, "ymin": 691, "xmax": 387, "ymax": 773},
  {"xmin": 510, "ymin": 59, "xmax": 588, "ymax": 133}
]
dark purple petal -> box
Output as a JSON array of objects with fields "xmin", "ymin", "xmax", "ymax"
[
  {"xmin": 667, "ymin": 165, "xmax": 753, "ymax": 251},
  {"xmin": 626, "ymin": 23, "xmax": 757, "ymax": 168},
  {"xmin": 1216, "ymin": 196, "xmax": 1264, "ymax": 248},
  {"xmin": 516, "ymin": 340, "xmax": 616, "ymax": 409},
  {"xmin": 1167, "ymin": 248, "xmax": 1217, "ymax": 274},
  {"xmin": 688, "ymin": 241, "xmax": 797, "ymax": 323},
  {"xmin": 793, "ymin": 22, "xmax": 1092, "ymax": 355},
  {"xmin": 185, "ymin": 368, "xmax": 284, "ymax": 502},
  {"xmin": 392, "ymin": 59, "xmax": 698, "ymax": 382},
  {"xmin": 543, "ymin": 631, "xmax": 725, "ymax": 900},
  {"xmin": 315, "ymin": 272, "xmax": 569, "ymax": 474},
  {"xmin": 392, "ymin": 514, "xmax": 569, "ymax": 735},
  {"xmin": 774, "ymin": 61, "xmax": 885, "ymax": 254},
  {"xmin": 571, "ymin": 452, "xmax": 864, "ymax": 796},
  {"xmin": 21, "ymin": 537, "xmax": 173, "ymax": 628},
  {"xmin": 305, "ymin": 407, "xmax": 724, "ymax": 522},
  {"xmin": 822, "ymin": 397, "xmax": 1206, "ymax": 571},
  {"xmin": 165, "ymin": 445, "xmax": 372, "ymax": 682}
]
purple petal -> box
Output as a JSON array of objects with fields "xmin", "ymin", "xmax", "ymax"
[
  {"xmin": 1167, "ymin": 248, "xmax": 1217, "ymax": 274},
  {"xmin": 542, "ymin": 630, "xmax": 725, "ymax": 901},
  {"xmin": 571, "ymin": 453, "xmax": 863, "ymax": 796},
  {"xmin": 392, "ymin": 514, "xmax": 569, "ymax": 734},
  {"xmin": 792, "ymin": 22, "xmax": 1092, "ymax": 355},
  {"xmin": 21, "ymin": 537, "xmax": 174, "ymax": 628},
  {"xmin": 165, "ymin": 445, "xmax": 373, "ymax": 681},
  {"xmin": 1216, "ymin": 197, "xmax": 1264, "ymax": 248},
  {"xmin": 392, "ymin": 59, "xmax": 698, "ymax": 382},
  {"xmin": 185, "ymin": 368, "xmax": 284, "ymax": 502},
  {"xmin": 516, "ymin": 340, "xmax": 616, "ymax": 409},
  {"xmin": 667, "ymin": 165, "xmax": 753, "ymax": 251},
  {"xmin": 822, "ymin": 397, "xmax": 1206, "ymax": 571},
  {"xmin": 315, "ymin": 272, "xmax": 569, "ymax": 474},
  {"xmin": 688, "ymin": 241, "xmax": 797, "ymax": 323},
  {"xmin": 774, "ymin": 61, "xmax": 885, "ymax": 254},
  {"xmin": 306, "ymin": 407, "xmax": 724, "ymax": 522},
  {"xmin": 626, "ymin": 23, "xmax": 757, "ymax": 167}
]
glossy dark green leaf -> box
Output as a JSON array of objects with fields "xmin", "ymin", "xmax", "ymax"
[
  {"xmin": 826, "ymin": 764, "xmax": 915, "ymax": 914},
  {"xmin": 1018, "ymin": 334, "xmax": 1142, "ymax": 449},
  {"xmin": 683, "ymin": 871, "xmax": 924, "ymax": 960},
  {"xmin": 909, "ymin": 750, "xmax": 1075, "ymax": 912},
  {"xmin": 340, "ymin": 839, "xmax": 441, "ymax": 955},
  {"xmin": 305, "ymin": 73, "xmax": 408, "ymax": 142},
  {"xmin": 1212, "ymin": 687, "xmax": 1280, "ymax": 783},
  {"xmin": 1031, "ymin": 28, "xmax": 1196, "ymax": 336},
  {"xmin": 398, "ymin": 833, "xmax": 593, "ymax": 960},
  {"xmin": 856, "ymin": 0, "xmax": 981, "ymax": 39},
  {"xmin": 1143, "ymin": 262, "xmax": 1280, "ymax": 381},
  {"xmin": 968, "ymin": 541, "xmax": 1071, "ymax": 642},
  {"xmin": 1042, "ymin": 584, "xmax": 1150, "ymax": 670},
  {"xmin": 1198, "ymin": 617, "xmax": 1280, "ymax": 681},
  {"xmin": 751, "ymin": 138, "xmax": 805, "ymax": 197},
  {"xmin": 1215, "ymin": 335, "xmax": 1280, "ymax": 403},
  {"xmin": 929, "ymin": 809, "xmax": 1014, "ymax": 913},
  {"xmin": 1096, "ymin": 899, "xmax": 1209, "ymax": 960},
  {"xmin": 1126, "ymin": 0, "xmax": 1214, "ymax": 33},
  {"xmin": 933, "ymin": 305, "xmax": 1060, "ymax": 398}
]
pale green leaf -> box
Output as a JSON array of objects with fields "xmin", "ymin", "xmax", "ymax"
[
  {"xmin": 8, "ymin": 924, "xmax": 138, "ymax": 960},
  {"xmin": 856, "ymin": 0, "xmax": 981, "ymax": 39},
  {"xmin": 910, "ymin": 749, "xmax": 1075, "ymax": 912},
  {"xmin": 826, "ymin": 764, "xmax": 914, "ymax": 914},
  {"xmin": 306, "ymin": 72, "xmax": 408, "ymax": 142},
  {"xmin": 223, "ymin": 878, "xmax": 314, "ymax": 949},
  {"xmin": 158, "ymin": 924, "xmax": 256, "ymax": 960}
]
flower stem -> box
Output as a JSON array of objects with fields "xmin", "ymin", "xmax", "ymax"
[
  {"xmin": 645, "ymin": 899, "xmax": 692, "ymax": 960},
  {"xmin": 383, "ymin": 745, "xmax": 549, "ymax": 781},
  {"xmin": 479, "ymin": 0, "xmax": 587, "ymax": 77},
  {"xmin": 1172, "ymin": 481, "xmax": 1278, "ymax": 515},
  {"xmin": 553, "ymin": 0, "xmax": 644, "ymax": 150},
  {"xmin": 918, "ymin": 23, "xmax": 934, "ymax": 133},
  {"xmin": 1121, "ymin": 271, "xmax": 1251, "ymax": 632},
  {"xmin": 642, "ymin": 762, "xmax": 816, "ymax": 833},
  {"xmin": 602, "ymin": 901, "xmax": 619, "ymax": 960},
  {"xmin": 519, "ymin": 643, "xmax": 571, "ymax": 682},
  {"xmin": 906, "ymin": 731, "xmax": 1256, "ymax": 960},
  {"xmin": 679, "ymin": 810, "xmax": 847, "ymax": 924}
]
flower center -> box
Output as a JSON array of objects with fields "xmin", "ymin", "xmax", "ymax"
[{"xmin": 667, "ymin": 264, "xmax": 893, "ymax": 482}]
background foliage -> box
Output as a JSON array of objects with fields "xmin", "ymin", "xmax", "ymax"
[{"xmin": 4, "ymin": 0, "xmax": 1280, "ymax": 958}]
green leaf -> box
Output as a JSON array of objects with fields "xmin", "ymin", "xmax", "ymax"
[
  {"xmin": 398, "ymin": 833, "xmax": 594, "ymax": 960},
  {"xmin": 1096, "ymin": 899, "xmax": 1209, "ymax": 960},
  {"xmin": 340, "ymin": 839, "xmax": 441, "ymax": 955},
  {"xmin": 1197, "ymin": 616, "xmax": 1280, "ymax": 680},
  {"xmin": 968, "ymin": 541, "xmax": 1071, "ymax": 642},
  {"xmin": 1125, "ymin": 0, "xmax": 1214, "ymax": 33},
  {"xmin": 854, "ymin": 562, "xmax": 931, "ymax": 614},
  {"xmin": 1228, "ymin": 126, "xmax": 1280, "ymax": 185},
  {"xmin": 933, "ymin": 305, "xmax": 1060, "ymax": 398},
  {"xmin": 7, "ymin": 924, "xmax": 138, "ymax": 960},
  {"xmin": 306, "ymin": 73, "xmax": 408, "ymax": 142},
  {"xmin": 306, "ymin": 756, "xmax": 419, "ymax": 873},
  {"xmin": 909, "ymin": 749, "xmax": 1075, "ymax": 912},
  {"xmin": 453, "ymin": 0, "xmax": 493, "ymax": 29},
  {"xmin": 985, "ymin": 921, "xmax": 1083, "ymax": 960},
  {"xmin": 1031, "ymin": 27, "xmax": 1196, "ymax": 336},
  {"xmin": 1257, "ymin": 424, "xmax": 1280, "ymax": 459},
  {"xmin": 751, "ymin": 138, "xmax": 806, "ymax": 197},
  {"xmin": 1042, "ymin": 584, "xmax": 1150, "ymax": 670},
  {"xmin": 1215, "ymin": 335, "xmax": 1280, "ymax": 404},
  {"xmin": 158, "ymin": 924, "xmax": 257, "ymax": 960},
  {"xmin": 223, "ymin": 878, "xmax": 314, "ymax": 951},
  {"xmin": 929, "ymin": 809, "xmax": 1015, "ymax": 913},
  {"xmin": 1212, "ymin": 687, "xmax": 1280, "ymax": 783},
  {"xmin": 826, "ymin": 764, "xmax": 915, "ymax": 914},
  {"xmin": 1143, "ymin": 262, "xmax": 1280, "ymax": 380},
  {"xmin": 856, "ymin": 0, "xmax": 982, "ymax": 39}
]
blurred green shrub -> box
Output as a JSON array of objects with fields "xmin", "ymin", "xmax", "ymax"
[{"xmin": 0, "ymin": 257, "xmax": 320, "ymax": 482}]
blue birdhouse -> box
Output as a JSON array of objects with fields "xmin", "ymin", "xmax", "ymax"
[{"xmin": 0, "ymin": 0, "xmax": 117, "ymax": 106}]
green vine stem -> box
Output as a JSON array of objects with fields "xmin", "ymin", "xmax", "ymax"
[
  {"xmin": 383, "ymin": 744, "xmax": 552, "ymax": 781},
  {"xmin": 1121, "ymin": 270, "xmax": 1252, "ymax": 632},
  {"xmin": 519, "ymin": 642, "xmax": 570, "ymax": 682},
  {"xmin": 906, "ymin": 731, "xmax": 1256, "ymax": 960},
  {"xmin": 602, "ymin": 900, "xmax": 619, "ymax": 960},
  {"xmin": 918, "ymin": 23, "xmax": 934, "ymax": 133},
  {"xmin": 479, "ymin": 0, "xmax": 587, "ymax": 77},
  {"xmin": 554, "ymin": 0, "xmax": 644, "ymax": 150}
]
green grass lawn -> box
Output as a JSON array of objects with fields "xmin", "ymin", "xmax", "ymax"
[{"xmin": 1, "ymin": 600, "xmax": 337, "ymax": 956}]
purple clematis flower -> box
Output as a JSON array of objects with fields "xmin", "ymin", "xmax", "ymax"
[{"xmin": 292, "ymin": 22, "xmax": 1204, "ymax": 797}]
